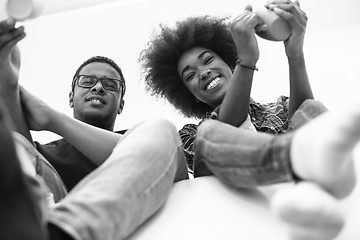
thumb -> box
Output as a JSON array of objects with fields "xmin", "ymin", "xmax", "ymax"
[
  {"xmin": 0, "ymin": 30, "xmax": 25, "ymax": 61},
  {"xmin": 255, "ymin": 24, "xmax": 267, "ymax": 33},
  {"xmin": 244, "ymin": 4, "xmax": 253, "ymax": 12}
]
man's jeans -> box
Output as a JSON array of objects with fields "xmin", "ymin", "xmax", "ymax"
[
  {"xmin": 15, "ymin": 118, "xmax": 188, "ymax": 240},
  {"xmin": 194, "ymin": 99, "xmax": 328, "ymax": 187}
]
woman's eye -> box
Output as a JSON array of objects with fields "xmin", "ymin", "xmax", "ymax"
[
  {"xmin": 186, "ymin": 73, "xmax": 195, "ymax": 81},
  {"xmin": 204, "ymin": 56, "xmax": 214, "ymax": 64}
]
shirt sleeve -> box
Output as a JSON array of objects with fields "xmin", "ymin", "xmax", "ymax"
[
  {"xmin": 239, "ymin": 114, "xmax": 257, "ymax": 131},
  {"xmin": 249, "ymin": 96, "xmax": 290, "ymax": 134},
  {"xmin": 178, "ymin": 123, "xmax": 198, "ymax": 174}
]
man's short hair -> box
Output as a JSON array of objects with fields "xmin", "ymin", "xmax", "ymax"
[{"xmin": 71, "ymin": 56, "xmax": 126, "ymax": 98}]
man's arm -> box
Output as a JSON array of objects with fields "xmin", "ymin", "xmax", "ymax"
[
  {"xmin": 0, "ymin": 19, "xmax": 121, "ymax": 166},
  {"xmin": 20, "ymin": 86, "xmax": 121, "ymax": 165},
  {"xmin": 0, "ymin": 19, "xmax": 32, "ymax": 141}
]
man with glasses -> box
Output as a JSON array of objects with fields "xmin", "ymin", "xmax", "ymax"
[
  {"xmin": 0, "ymin": 20, "xmax": 188, "ymax": 240},
  {"xmin": 35, "ymin": 56, "xmax": 128, "ymax": 193}
]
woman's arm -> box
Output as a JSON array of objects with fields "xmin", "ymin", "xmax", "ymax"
[
  {"xmin": 267, "ymin": 0, "xmax": 314, "ymax": 117},
  {"xmin": 287, "ymin": 52, "xmax": 313, "ymax": 116},
  {"xmin": 218, "ymin": 5, "xmax": 261, "ymax": 127},
  {"xmin": 218, "ymin": 64, "xmax": 254, "ymax": 127}
]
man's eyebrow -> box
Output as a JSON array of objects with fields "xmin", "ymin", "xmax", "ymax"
[{"xmin": 181, "ymin": 50, "xmax": 211, "ymax": 78}]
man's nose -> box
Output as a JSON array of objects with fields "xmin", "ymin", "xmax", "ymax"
[{"xmin": 91, "ymin": 81, "xmax": 105, "ymax": 94}]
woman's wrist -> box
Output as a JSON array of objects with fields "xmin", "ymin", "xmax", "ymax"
[
  {"xmin": 287, "ymin": 50, "xmax": 304, "ymax": 62},
  {"xmin": 236, "ymin": 60, "xmax": 258, "ymax": 71},
  {"xmin": 287, "ymin": 52, "xmax": 306, "ymax": 68}
]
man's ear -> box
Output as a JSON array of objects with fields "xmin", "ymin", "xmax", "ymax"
[
  {"xmin": 69, "ymin": 91, "xmax": 74, "ymax": 108},
  {"xmin": 118, "ymin": 99, "xmax": 125, "ymax": 115}
]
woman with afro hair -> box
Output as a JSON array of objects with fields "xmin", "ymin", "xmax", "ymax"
[
  {"xmin": 140, "ymin": 2, "xmax": 360, "ymax": 239},
  {"xmin": 140, "ymin": 1, "xmax": 327, "ymax": 179}
]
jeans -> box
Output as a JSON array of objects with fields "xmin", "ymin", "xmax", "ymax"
[
  {"xmin": 194, "ymin": 99, "xmax": 328, "ymax": 187},
  {"xmin": 13, "ymin": 132, "xmax": 67, "ymax": 203},
  {"xmin": 15, "ymin": 118, "xmax": 189, "ymax": 240}
]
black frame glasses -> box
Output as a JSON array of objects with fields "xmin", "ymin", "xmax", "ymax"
[{"xmin": 75, "ymin": 75, "xmax": 125, "ymax": 94}]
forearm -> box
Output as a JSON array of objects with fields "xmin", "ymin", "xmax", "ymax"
[
  {"xmin": 218, "ymin": 64, "xmax": 254, "ymax": 127},
  {"xmin": 0, "ymin": 85, "xmax": 33, "ymax": 142},
  {"xmin": 288, "ymin": 53, "xmax": 314, "ymax": 116},
  {"xmin": 47, "ymin": 110, "xmax": 121, "ymax": 165}
]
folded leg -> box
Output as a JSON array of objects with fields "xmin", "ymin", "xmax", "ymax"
[
  {"xmin": 195, "ymin": 119, "xmax": 296, "ymax": 187},
  {"xmin": 291, "ymin": 110, "xmax": 359, "ymax": 199},
  {"xmin": 49, "ymin": 118, "xmax": 188, "ymax": 240},
  {"xmin": 0, "ymin": 104, "xmax": 47, "ymax": 240}
]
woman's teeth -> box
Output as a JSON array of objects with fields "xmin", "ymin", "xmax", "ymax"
[{"xmin": 206, "ymin": 77, "xmax": 220, "ymax": 90}]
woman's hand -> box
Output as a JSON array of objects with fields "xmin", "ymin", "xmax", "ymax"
[
  {"xmin": 228, "ymin": 5, "xmax": 263, "ymax": 65},
  {"xmin": 266, "ymin": 0, "xmax": 307, "ymax": 59}
]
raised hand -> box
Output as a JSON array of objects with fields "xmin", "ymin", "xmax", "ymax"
[
  {"xmin": 266, "ymin": 0, "xmax": 307, "ymax": 59},
  {"xmin": 228, "ymin": 5, "xmax": 263, "ymax": 66},
  {"xmin": 0, "ymin": 19, "xmax": 26, "ymax": 90}
]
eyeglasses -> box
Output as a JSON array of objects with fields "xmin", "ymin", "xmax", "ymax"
[{"xmin": 75, "ymin": 75, "xmax": 125, "ymax": 93}]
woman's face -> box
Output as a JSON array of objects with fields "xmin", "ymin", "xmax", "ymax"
[{"xmin": 177, "ymin": 47, "xmax": 232, "ymax": 108}]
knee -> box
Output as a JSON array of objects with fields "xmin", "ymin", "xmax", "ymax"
[
  {"xmin": 289, "ymin": 100, "xmax": 329, "ymax": 130},
  {"xmin": 146, "ymin": 117, "xmax": 174, "ymax": 128},
  {"xmin": 196, "ymin": 120, "xmax": 229, "ymax": 160},
  {"xmin": 144, "ymin": 117, "xmax": 177, "ymax": 134},
  {"xmin": 197, "ymin": 120, "xmax": 221, "ymax": 143},
  {"xmin": 298, "ymin": 99, "xmax": 328, "ymax": 115}
]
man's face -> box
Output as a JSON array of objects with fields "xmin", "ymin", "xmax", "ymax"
[{"xmin": 69, "ymin": 62, "xmax": 124, "ymax": 128}]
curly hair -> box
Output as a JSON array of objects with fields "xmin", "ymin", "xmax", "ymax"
[
  {"xmin": 71, "ymin": 56, "xmax": 126, "ymax": 99},
  {"xmin": 140, "ymin": 15, "xmax": 238, "ymax": 119}
]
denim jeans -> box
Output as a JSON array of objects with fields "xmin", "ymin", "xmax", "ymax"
[
  {"xmin": 194, "ymin": 99, "xmax": 328, "ymax": 187},
  {"xmin": 15, "ymin": 118, "xmax": 188, "ymax": 240},
  {"xmin": 13, "ymin": 132, "xmax": 67, "ymax": 204}
]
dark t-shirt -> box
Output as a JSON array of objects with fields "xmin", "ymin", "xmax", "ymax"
[{"xmin": 35, "ymin": 129, "xmax": 126, "ymax": 191}]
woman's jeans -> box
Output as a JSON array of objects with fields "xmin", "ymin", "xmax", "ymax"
[
  {"xmin": 194, "ymin": 99, "xmax": 328, "ymax": 187},
  {"xmin": 14, "ymin": 118, "xmax": 189, "ymax": 240}
]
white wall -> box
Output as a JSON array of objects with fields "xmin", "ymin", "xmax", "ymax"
[{"xmin": 6, "ymin": 0, "xmax": 360, "ymax": 143}]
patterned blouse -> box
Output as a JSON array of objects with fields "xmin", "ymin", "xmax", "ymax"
[{"xmin": 179, "ymin": 96, "xmax": 290, "ymax": 174}]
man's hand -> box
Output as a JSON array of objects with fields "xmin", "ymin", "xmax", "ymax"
[{"xmin": 0, "ymin": 19, "xmax": 26, "ymax": 90}]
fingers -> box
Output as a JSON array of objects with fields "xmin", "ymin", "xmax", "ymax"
[
  {"xmin": 266, "ymin": 0, "xmax": 307, "ymax": 25},
  {"xmin": 0, "ymin": 19, "xmax": 25, "ymax": 58},
  {"xmin": 0, "ymin": 27, "xmax": 25, "ymax": 60},
  {"xmin": 244, "ymin": 4, "xmax": 253, "ymax": 12},
  {"xmin": 0, "ymin": 27, "xmax": 25, "ymax": 50},
  {"xmin": 294, "ymin": 0, "xmax": 300, "ymax": 7},
  {"xmin": 264, "ymin": 0, "xmax": 307, "ymax": 39},
  {"xmin": 228, "ymin": 6, "xmax": 262, "ymax": 32},
  {"xmin": 0, "ymin": 18, "xmax": 16, "ymax": 34}
]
